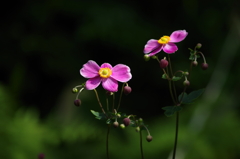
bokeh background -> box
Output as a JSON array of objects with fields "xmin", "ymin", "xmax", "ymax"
[{"xmin": 1, "ymin": 0, "xmax": 240, "ymax": 158}]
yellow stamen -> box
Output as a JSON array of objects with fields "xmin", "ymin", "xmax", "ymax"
[
  {"xmin": 158, "ymin": 36, "xmax": 171, "ymax": 44},
  {"xmin": 99, "ymin": 68, "xmax": 112, "ymax": 78}
]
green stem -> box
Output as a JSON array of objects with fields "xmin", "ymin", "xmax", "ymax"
[
  {"xmin": 172, "ymin": 111, "xmax": 179, "ymax": 159},
  {"xmin": 93, "ymin": 89, "xmax": 106, "ymax": 115},
  {"xmin": 140, "ymin": 130, "xmax": 144, "ymax": 159},
  {"xmin": 116, "ymin": 83, "xmax": 125, "ymax": 111},
  {"xmin": 106, "ymin": 125, "xmax": 110, "ymax": 159}
]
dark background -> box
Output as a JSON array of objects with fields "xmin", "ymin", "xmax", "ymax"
[{"xmin": 0, "ymin": 0, "xmax": 240, "ymax": 158}]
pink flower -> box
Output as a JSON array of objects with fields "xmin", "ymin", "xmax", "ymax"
[
  {"xmin": 80, "ymin": 60, "xmax": 132, "ymax": 92},
  {"xmin": 143, "ymin": 30, "xmax": 188, "ymax": 56}
]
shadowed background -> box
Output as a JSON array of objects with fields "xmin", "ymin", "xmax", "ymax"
[{"xmin": 0, "ymin": 0, "xmax": 240, "ymax": 158}]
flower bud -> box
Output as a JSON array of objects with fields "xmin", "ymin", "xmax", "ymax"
[
  {"xmin": 144, "ymin": 55, "xmax": 150, "ymax": 61},
  {"xmin": 183, "ymin": 80, "xmax": 190, "ymax": 86},
  {"xmin": 184, "ymin": 72, "xmax": 189, "ymax": 76},
  {"xmin": 196, "ymin": 43, "xmax": 202, "ymax": 49},
  {"xmin": 159, "ymin": 59, "xmax": 168, "ymax": 69},
  {"xmin": 192, "ymin": 61, "xmax": 198, "ymax": 66},
  {"xmin": 123, "ymin": 86, "xmax": 132, "ymax": 95},
  {"xmin": 120, "ymin": 124, "xmax": 125, "ymax": 129},
  {"xmin": 117, "ymin": 113, "xmax": 121, "ymax": 118},
  {"xmin": 123, "ymin": 118, "xmax": 131, "ymax": 127},
  {"xmin": 38, "ymin": 153, "xmax": 45, "ymax": 159},
  {"xmin": 113, "ymin": 121, "xmax": 119, "ymax": 128},
  {"xmin": 135, "ymin": 126, "xmax": 140, "ymax": 132},
  {"xmin": 146, "ymin": 135, "xmax": 153, "ymax": 142},
  {"xmin": 201, "ymin": 63, "xmax": 208, "ymax": 70},
  {"xmin": 72, "ymin": 87, "xmax": 78, "ymax": 93},
  {"xmin": 139, "ymin": 118, "xmax": 143, "ymax": 122},
  {"xmin": 74, "ymin": 99, "xmax": 81, "ymax": 107}
]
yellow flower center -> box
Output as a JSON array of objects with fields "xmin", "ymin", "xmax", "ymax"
[
  {"xmin": 158, "ymin": 36, "xmax": 171, "ymax": 44},
  {"xmin": 99, "ymin": 68, "xmax": 112, "ymax": 78}
]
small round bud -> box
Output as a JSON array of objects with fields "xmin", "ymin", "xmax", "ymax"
[
  {"xmin": 123, "ymin": 118, "xmax": 131, "ymax": 127},
  {"xmin": 120, "ymin": 124, "xmax": 125, "ymax": 129},
  {"xmin": 74, "ymin": 99, "xmax": 81, "ymax": 107},
  {"xmin": 183, "ymin": 80, "xmax": 190, "ymax": 86},
  {"xmin": 72, "ymin": 87, "xmax": 78, "ymax": 93},
  {"xmin": 184, "ymin": 72, "xmax": 189, "ymax": 76},
  {"xmin": 144, "ymin": 55, "xmax": 150, "ymax": 61},
  {"xmin": 139, "ymin": 118, "xmax": 143, "ymax": 122},
  {"xmin": 192, "ymin": 61, "xmax": 198, "ymax": 66},
  {"xmin": 113, "ymin": 121, "xmax": 119, "ymax": 128},
  {"xmin": 146, "ymin": 135, "xmax": 153, "ymax": 142},
  {"xmin": 201, "ymin": 63, "xmax": 208, "ymax": 70},
  {"xmin": 117, "ymin": 113, "xmax": 121, "ymax": 118},
  {"xmin": 38, "ymin": 153, "xmax": 45, "ymax": 159},
  {"xmin": 160, "ymin": 59, "xmax": 168, "ymax": 69},
  {"xmin": 135, "ymin": 126, "xmax": 140, "ymax": 132},
  {"xmin": 196, "ymin": 43, "xmax": 202, "ymax": 49},
  {"xmin": 123, "ymin": 86, "xmax": 132, "ymax": 95}
]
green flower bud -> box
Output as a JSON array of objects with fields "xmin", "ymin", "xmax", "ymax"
[
  {"xmin": 72, "ymin": 88, "xmax": 78, "ymax": 93},
  {"xmin": 117, "ymin": 113, "xmax": 121, "ymax": 118},
  {"xmin": 144, "ymin": 55, "xmax": 150, "ymax": 61},
  {"xmin": 183, "ymin": 80, "xmax": 190, "ymax": 86},
  {"xmin": 120, "ymin": 124, "xmax": 125, "ymax": 129},
  {"xmin": 184, "ymin": 72, "xmax": 189, "ymax": 76},
  {"xmin": 135, "ymin": 127, "xmax": 140, "ymax": 132},
  {"xmin": 196, "ymin": 43, "xmax": 202, "ymax": 49}
]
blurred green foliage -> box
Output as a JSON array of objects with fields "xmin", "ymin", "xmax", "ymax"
[{"xmin": 1, "ymin": 0, "xmax": 240, "ymax": 158}]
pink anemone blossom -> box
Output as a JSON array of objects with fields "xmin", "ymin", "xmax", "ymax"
[
  {"xmin": 144, "ymin": 30, "xmax": 188, "ymax": 56},
  {"xmin": 80, "ymin": 60, "xmax": 132, "ymax": 92}
]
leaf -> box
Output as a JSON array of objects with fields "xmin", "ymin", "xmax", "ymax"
[
  {"xmin": 162, "ymin": 106, "xmax": 182, "ymax": 117},
  {"xmin": 106, "ymin": 119, "xmax": 111, "ymax": 124},
  {"xmin": 172, "ymin": 76, "xmax": 182, "ymax": 81},
  {"xmin": 90, "ymin": 110, "xmax": 106, "ymax": 120},
  {"xmin": 179, "ymin": 89, "xmax": 205, "ymax": 104}
]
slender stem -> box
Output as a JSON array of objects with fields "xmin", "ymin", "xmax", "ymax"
[
  {"xmin": 172, "ymin": 111, "xmax": 179, "ymax": 159},
  {"xmin": 112, "ymin": 93, "xmax": 115, "ymax": 112},
  {"xmin": 106, "ymin": 125, "xmax": 110, "ymax": 159},
  {"xmin": 116, "ymin": 83, "xmax": 125, "ymax": 111},
  {"xmin": 168, "ymin": 80, "xmax": 177, "ymax": 105},
  {"xmin": 140, "ymin": 130, "xmax": 144, "ymax": 159},
  {"xmin": 93, "ymin": 89, "xmax": 106, "ymax": 115}
]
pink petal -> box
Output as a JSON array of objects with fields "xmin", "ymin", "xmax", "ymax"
[
  {"xmin": 100, "ymin": 63, "xmax": 112, "ymax": 69},
  {"xmin": 149, "ymin": 45, "xmax": 163, "ymax": 56},
  {"xmin": 111, "ymin": 64, "xmax": 132, "ymax": 82},
  {"xmin": 80, "ymin": 60, "xmax": 100, "ymax": 78},
  {"xmin": 102, "ymin": 77, "xmax": 118, "ymax": 92},
  {"xmin": 169, "ymin": 30, "xmax": 188, "ymax": 43},
  {"xmin": 85, "ymin": 76, "xmax": 102, "ymax": 90},
  {"xmin": 143, "ymin": 39, "xmax": 161, "ymax": 54},
  {"xmin": 163, "ymin": 43, "xmax": 178, "ymax": 54}
]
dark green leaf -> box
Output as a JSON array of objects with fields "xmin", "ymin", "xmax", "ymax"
[
  {"xmin": 180, "ymin": 89, "xmax": 205, "ymax": 104},
  {"xmin": 90, "ymin": 110, "xmax": 106, "ymax": 120},
  {"xmin": 106, "ymin": 119, "xmax": 111, "ymax": 124},
  {"xmin": 162, "ymin": 74, "xmax": 167, "ymax": 79},
  {"xmin": 162, "ymin": 106, "xmax": 182, "ymax": 117}
]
